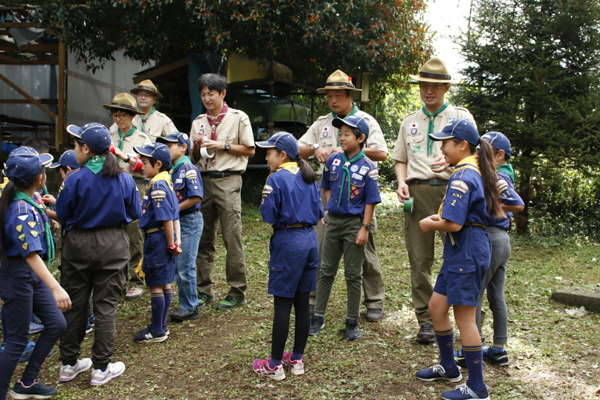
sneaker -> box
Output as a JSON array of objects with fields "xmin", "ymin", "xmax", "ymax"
[
  {"xmin": 416, "ymin": 324, "xmax": 435, "ymax": 344},
  {"xmin": 146, "ymin": 324, "xmax": 169, "ymax": 336},
  {"xmin": 441, "ymin": 383, "xmax": 490, "ymax": 400},
  {"xmin": 19, "ymin": 341, "xmax": 51, "ymax": 363},
  {"xmin": 454, "ymin": 348, "xmax": 467, "ymax": 368},
  {"xmin": 253, "ymin": 358, "xmax": 285, "ymax": 381},
  {"xmin": 10, "ymin": 379, "xmax": 57, "ymax": 399},
  {"xmin": 169, "ymin": 307, "xmax": 199, "ymax": 321},
  {"xmin": 29, "ymin": 321, "xmax": 44, "ymax": 335},
  {"xmin": 282, "ymin": 352, "xmax": 304, "ymax": 376},
  {"xmin": 90, "ymin": 361, "xmax": 126, "ymax": 386},
  {"xmin": 416, "ymin": 364, "xmax": 462, "ymax": 382},
  {"xmin": 309, "ymin": 314, "xmax": 325, "ymax": 336},
  {"xmin": 88, "ymin": 314, "xmax": 96, "ymax": 327},
  {"xmin": 31, "ymin": 314, "xmax": 43, "ymax": 325},
  {"xmin": 197, "ymin": 293, "xmax": 215, "ymax": 307},
  {"xmin": 85, "ymin": 321, "xmax": 93, "ymax": 335},
  {"xmin": 216, "ymin": 295, "xmax": 247, "ymax": 310},
  {"xmin": 366, "ymin": 308, "xmax": 383, "ymax": 322},
  {"xmin": 59, "ymin": 358, "xmax": 93, "ymax": 382},
  {"xmin": 133, "ymin": 327, "xmax": 168, "ymax": 343},
  {"xmin": 482, "ymin": 346, "xmax": 509, "ymax": 366},
  {"xmin": 345, "ymin": 318, "xmax": 361, "ymax": 340},
  {"xmin": 125, "ymin": 287, "xmax": 144, "ymax": 301}
]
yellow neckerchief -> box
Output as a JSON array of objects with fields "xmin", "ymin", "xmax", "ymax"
[
  {"xmin": 143, "ymin": 171, "xmax": 173, "ymax": 198},
  {"xmin": 276, "ymin": 161, "xmax": 299, "ymax": 175}
]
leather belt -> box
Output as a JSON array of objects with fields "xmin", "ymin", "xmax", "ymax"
[
  {"xmin": 408, "ymin": 178, "xmax": 448, "ymax": 186},
  {"xmin": 201, "ymin": 171, "xmax": 241, "ymax": 179},
  {"xmin": 143, "ymin": 226, "xmax": 165, "ymax": 235}
]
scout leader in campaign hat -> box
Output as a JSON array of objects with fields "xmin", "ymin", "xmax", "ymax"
[
  {"xmin": 130, "ymin": 79, "xmax": 163, "ymax": 99},
  {"xmin": 409, "ymin": 57, "xmax": 452, "ymax": 83},
  {"xmin": 317, "ymin": 70, "xmax": 362, "ymax": 93},
  {"xmin": 102, "ymin": 93, "xmax": 143, "ymax": 115}
]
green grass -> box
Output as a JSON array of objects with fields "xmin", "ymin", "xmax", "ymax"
[{"xmin": 9, "ymin": 193, "xmax": 600, "ymax": 399}]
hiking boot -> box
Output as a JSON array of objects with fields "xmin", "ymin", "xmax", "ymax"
[
  {"xmin": 253, "ymin": 358, "xmax": 286, "ymax": 381},
  {"xmin": 366, "ymin": 308, "xmax": 383, "ymax": 322},
  {"xmin": 454, "ymin": 348, "xmax": 467, "ymax": 368},
  {"xmin": 197, "ymin": 293, "xmax": 215, "ymax": 307},
  {"xmin": 125, "ymin": 287, "xmax": 144, "ymax": 301},
  {"xmin": 133, "ymin": 327, "xmax": 168, "ymax": 343},
  {"xmin": 216, "ymin": 295, "xmax": 247, "ymax": 310},
  {"xmin": 416, "ymin": 364, "xmax": 462, "ymax": 382},
  {"xmin": 282, "ymin": 352, "xmax": 304, "ymax": 375},
  {"xmin": 91, "ymin": 362, "xmax": 126, "ymax": 386},
  {"xmin": 10, "ymin": 379, "xmax": 57, "ymax": 399},
  {"xmin": 345, "ymin": 318, "xmax": 361, "ymax": 340},
  {"xmin": 416, "ymin": 324, "xmax": 435, "ymax": 344},
  {"xmin": 169, "ymin": 307, "xmax": 199, "ymax": 322},
  {"xmin": 28, "ymin": 321, "xmax": 44, "ymax": 335},
  {"xmin": 308, "ymin": 314, "xmax": 325, "ymax": 336},
  {"xmin": 482, "ymin": 346, "xmax": 509, "ymax": 366},
  {"xmin": 60, "ymin": 358, "xmax": 93, "ymax": 382},
  {"xmin": 441, "ymin": 383, "xmax": 490, "ymax": 400}
]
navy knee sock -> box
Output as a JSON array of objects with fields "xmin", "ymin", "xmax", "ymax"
[
  {"xmin": 162, "ymin": 288, "xmax": 172, "ymax": 327},
  {"xmin": 150, "ymin": 293, "xmax": 165, "ymax": 333},
  {"xmin": 463, "ymin": 345, "xmax": 486, "ymax": 392},
  {"xmin": 435, "ymin": 328, "xmax": 457, "ymax": 373}
]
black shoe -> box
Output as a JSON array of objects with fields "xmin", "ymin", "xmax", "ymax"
[
  {"xmin": 309, "ymin": 314, "xmax": 325, "ymax": 336},
  {"xmin": 169, "ymin": 307, "xmax": 199, "ymax": 322},
  {"xmin": 417, "ymin": 324, "xmax": 435, "ymax": 344},
  {"xmin": 10, "ymin": 379, "xmax": 57, "ymax": 398},
  {"xmin": 345, "ymin": 318, "xmax": 361, "ymax": 340}
]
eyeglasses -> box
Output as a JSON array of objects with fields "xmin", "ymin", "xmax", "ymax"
[
  {"xmin": 136, "ymin": 91, "xmax": 155, "ymax": 98},
  {"xmin": 110, "ymin": 112, "xmax": 129, "ymax": 119},
  {"xmin": 419, "ymin": 84, "xmax": 447, "ymax": 91}
]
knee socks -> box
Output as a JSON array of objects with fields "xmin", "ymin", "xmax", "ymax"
[
  {"xmin": 150, "ymin": 293, "xmax": 165, "ymax": 333},
  {"xmin": 463, "ymin": 345, "xmax": 485, "ymax": 391},
  {"xmin": 162, "ymin": 288, "xmax": 172, "ymax": 327},
  {"xmin": 435, "ymin": 328, "xmax": 457, "ymax": 373}
]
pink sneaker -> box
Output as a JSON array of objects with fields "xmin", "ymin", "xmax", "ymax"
[
  {"xmin": 253, "ymin": 358, "xmax": 285, "ymax": 381},
  {"xmin": 282, "ymin": 352, "xmax": 305, "ymax": 375}
]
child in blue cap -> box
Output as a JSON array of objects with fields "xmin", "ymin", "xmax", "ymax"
[
  {"xmin": 132, "ymin": 142, "xmax": 181, "ymax": 343},
  {"xmin": 56, "ymin": 123, "xmax": 141, "ymax": 386},
  {"xmin": 454, "ymin": 132, "xmax": 524, "ymax": 369},
  {"xmin": 157, "ymin": 133, "xmax": 204, "ymax": 322},
  {"xmin": 0, "ymin": 146, "xmax": 70, "ymax": 399},
  {"xmin": 309, "ymin": 115, "xmax": 381, "ymax": 340},
  {"xmin": 253, "ymin": 132, "xmax": 323, "ymax": 380},
  {"xmin": 416, "ymin": 119, "xmax": 505, "ymax": 400}
]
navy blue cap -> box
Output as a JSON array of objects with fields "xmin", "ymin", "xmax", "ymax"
[
  {"xmin": 67, "ymin": 123, "xmax": 112, "ymax": 154},
  {"xmin": 156, "ymin": 132, "xmax": 191, "ymax": 154},
  {"xmin": 49, "ymin": 150, "xmax": 81, "ymax": 169},
  {"xmin": 332, "ymin": 115, "xmax": 370, "ymax": 139},
  {"xmin": 255, "ymin": 131, "xmax": 299, "ymax": 159},
  {"xmin": 429, "ymin": 119, "xmax": 480, "ymax": 147},
  {"xmin": 4, "ymin": 146, "xmax": 53, "ymax": 182},
  {"xmin": 133, "ymin": 143, "xmax": 172, "ymax": 168},
  {"xmin": 481, "ymin": 131, "xmax": 512, "ymax": 158}
]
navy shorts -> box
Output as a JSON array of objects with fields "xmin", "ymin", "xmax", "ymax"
[
  {"xmin": 434, "ymin": 226, "xmax": 491, "ymax": 306},
  {"xmin": 268, "ymin": 227, "xmax": 319, "ymax": 298},
  {"xmin": 142, "ymin": 231, "xmax": 176, "ymax": 287}
]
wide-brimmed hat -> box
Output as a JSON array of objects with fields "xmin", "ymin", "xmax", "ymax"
[
  {"xmin": 429, "ymin": 119, "xmax": 480, "ymax": 147},
  {"xmin": 130, "ymin": 79, "xmax": 163, "ymax": 99},
  {"xmin": 67, "ymin": 123, "xmax": 112, "ymax": 154},
  {"xmin": 317, "ymin": 70, "xmax": 362, "ymax": 93},
  {"xmin": 102, "ymin": 93, "xmax": 143, "ymax": 114},
  {"xmin": 255, "ymin": 132, "xmax": 299, "ymax": 159},
  {"xmin": 409, "ymin": 57, "xmax": 452, "ymax": 83}
]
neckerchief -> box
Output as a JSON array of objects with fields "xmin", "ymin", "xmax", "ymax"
[
  {"xmin": 205, "ymin": 102, "xmax": 229, "ymax": 169},
  {"xmin": 140, "ymin": 106, "xmax": 156, "ymax": 133},
  {"xmin": 422, "ymin": 101, "xmax": 449, "ymax": 157},
  {"xmin": 85, "ymin": 155, "xmax": 106, "ymax": 175},
  {"xmin": 496, "ymin": 163, "xmax": 515, "ymax": 183},
  {"xmin": 332, "ymin": 104, "xmax": 359, "ymax": 147},
  {"xmin": 13, "ymin": 190, "xmax": 54, "ymax": 267},
  {"xmin": 169, "ymin": 155, "xmax": 192, "ymax": 177},
  {"xmin": 117, "ymin": 127, "xmax": 136, "ymax": 150},
  {"xmin": 338, "ymin": 149, "xmax": 366, "ymax": 207},
  {"xmin": 144, "ymin": 171, "xmax": 173, "ymax": 198}
]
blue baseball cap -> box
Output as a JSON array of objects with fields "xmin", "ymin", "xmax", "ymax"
[
  {"xmin": 481, "ymin": 131, "xmax": 512, "ymax": 158},
  {"xmin": 4, "ymin": 146, "xmax": 53, "ymax": 182},
  {"xmin": 133, "ymin": 143, "xmax": 172, "ymax": 168},
  {"xmin": 255, "ymin": 131, "xmax": 299, "ymax": 159},
  {"xmin": 429, "ymin": 119, "xmax": 480, "ymax": 147},
  {"xmin": 332, "ymin": 115, "xmax": 370, "ymax": 139},
  {"xmin": 67, "ymin": 123, "xmax": 112, "ymax": 154},
  {"xmin": 156, "ymin": 132, "xmax": 191, "ymax": 154},
  {"xmin": 49, "ymin": 150, "xmax": 81, "ymax": 169}
]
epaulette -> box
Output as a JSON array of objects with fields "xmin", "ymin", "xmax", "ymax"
[
  {"xmin": 138, "ymin": 130, "xmax": 151, "ymax": 141},
  {"xmin": 454, "ymin": 106, "xmax": 470, "ymax": 112},
  {"xmin": 194, "ymin": 113, "xmax": 207, "ymax": 121},
  {"xmin": 364, "ymin": 158, "xmax": 377, "ymax": 168},
  {"xmin": 407, "ymin": 109, "xmax": 420, "ymax": 116},
  {"xmin": 17, "ymin": 200, "xmax": 29, "ymax": 215},
  {"xmin": 63, "ymin": 168, "xmax": 80, "ymax": 182},
  {"xmin": 316, "ymin": 115, "xmax": 329, "ymax": 121}
]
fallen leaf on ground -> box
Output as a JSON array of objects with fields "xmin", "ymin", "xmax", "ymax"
[{"xmin": 565, "ymin": 309, "xmax": 589, "ymax": 317}]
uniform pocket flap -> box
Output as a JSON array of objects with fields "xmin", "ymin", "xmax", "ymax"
[
  {"xmin": 447, "ymin": 263, "xmax": 476, "ymax": 274},
  {"xmin": 407, "ymin": 135, "xmax": 425, "ymax": 144},
  {"xmin": 269, "ymin": 263, "xmax": 284, "ymax": 272},
  {"xmin": 329, "ymin": 173, "xmax": 339, "ymax": 181}
]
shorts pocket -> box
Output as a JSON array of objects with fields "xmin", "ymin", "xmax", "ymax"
[
  {"xmin": 144, "ymin": 234, "xmax": 167, "ymax": 269},
  {"xmin": 446, "ymin": 263, "xmax": 477, "ymax": 301}
]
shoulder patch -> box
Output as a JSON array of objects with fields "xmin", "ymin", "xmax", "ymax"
[
  {"xmin": 497, "ymin": 179, "xmax": 509, "ymax": 192},
  {"xmin": 262, "ymin": 184, "xmax": 273, "ymax": 195},
  {"xmin": 368, "ymin": 169, "xmax": 380, "ymax": 180},
  {"xmin": 185, "ymin": 169, "xmax": 198, "ymax": 180},
  {"xmin": 151, "ymin": 189, "xmax": 167, "ymax": 199},
  {"xmin": 333, "ymin": 159, "xmax": 341, "ymax": 166},
  {"xmin": 450, "ymin": 180, "xmax": 469, "ymax": 194}
]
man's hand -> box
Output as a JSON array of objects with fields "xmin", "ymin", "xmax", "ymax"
[
  {"xmin": 397, "ymin": 183, "xmax": 410, "ymax": 203},
  {"xmin": 430, "ymin": 154, "xmax": 450, "ymax": 173},
  {"xmin": 356, "ymin": 227, "xmax": 368, "ymax": 246},
  {"xmin": 193, "ymin": 134, "xmax": 205, "ymax": 148},
  {"xmin": 202, "ymin": 139, "xmax": 224, "ymax": 151},
  {"xmin": 314, "ymin": 146, "xmax": 330, "ymax": 163}
]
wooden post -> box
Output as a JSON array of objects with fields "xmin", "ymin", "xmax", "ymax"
[
  {"xmin": 57, "ymin": 40, "xmax": 66, "ymax": 150},
  {"xmin": 0, "ymin": 73, "xmax": 57, "ymax": 119}
]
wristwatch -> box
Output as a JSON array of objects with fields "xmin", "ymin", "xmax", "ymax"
[
  {"xmin": 224, "ymin": 142, "xmax": 231, "ymax": 152},
  {"xmin": 362, "ymin": 223, "xmax": 371, "ymax": 231},
  {"xmin": 312, "ymin": 143, "xmax": 320, "ymax": 153}
]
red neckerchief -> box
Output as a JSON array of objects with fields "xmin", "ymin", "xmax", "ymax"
[{"xmin": 205, "ymin": 102, "xmax": 229, "ymax": 168}]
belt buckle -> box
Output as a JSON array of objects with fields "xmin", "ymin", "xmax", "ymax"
[{"xmin": 429, "ymin": 178, "xmax": 439, "ymax": 186}]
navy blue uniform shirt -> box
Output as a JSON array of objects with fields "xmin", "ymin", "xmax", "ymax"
[
  {"xmin": 260, "ymin": 162, "xmax": 324, "ymax": 227},
  {"xmin": 489, "ymin": 170, "xmax": 524, "ymax": 230},
  {"xmin": 172, "ymin": 162, "xmax": 203, "ymax": 212},
  {"xmin": 56, "ymin": 167, "xmax": 141, "ymax": 230},
  {"xmin": 140, "ymin": 177, "xmax": 179, "ymax": 231},
  {"xmin": 1, "ymin": 200, "xmax": 47, "ymax": 258},
  {"xmin": 321, "ymin": 152, "xmax": 381, "ymax": 217}
]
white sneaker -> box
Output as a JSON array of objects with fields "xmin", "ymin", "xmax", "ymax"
[
  {"xmin": 59, "ymin": 358, "xmax": 93, "ymax": 382},
  {"xmin": 90, "ymin": 362, "xmax": 126, "ymax": 386},
  {"xmin": 125, "ymin": 287, "xmax": 144, "ymax": 301}
]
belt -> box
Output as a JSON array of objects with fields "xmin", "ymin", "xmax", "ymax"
[
  {"xmin": 464, "ymin": 222, "xmax": 486, "ymax": 229},
  {"xmin": 201, "ymin": 171, "xmax": 241, "ymax": 179},
  {"xmin": 285, "ymin": 223, "xmax": 312, "ymax": 228},
  {"xmin": 408, "ymin": 178, "xmax": 448, "ymax": 186},
  {"xmin": 180, "ymin": 208, "xmax": 201, "ymax": 217},
  {"xmin": 143, "ymin": 226, "xmax": 165, "ymax": 235}
]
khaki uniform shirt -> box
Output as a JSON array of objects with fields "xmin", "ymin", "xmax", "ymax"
[
  {"xmin": 109, "ymin": 125, "xmax": 152, "ymax": 180},
  {"xmin": 133, "ymin": 110, "xmax": 177, "ymax": 141},
  {"xmin": 391, "ymin": 105, "xmax": 475, "ymax": 181},
  {"xmin": 298, "ymin": 110, "xmax": 389, "ymax": 175},
  {"xmin": 190, "ymin": 108, "xmax": 254, "ymax": 173}
]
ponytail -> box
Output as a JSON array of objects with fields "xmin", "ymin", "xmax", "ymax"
[
  {"xmin": 478, "ymin": 140, "xmax": 505, "ymax": 219},
  {"xmin": 293, "ymin": 155, "xmax": 316, "ymax": 184},
  {"xmin": 75, "ymin": 138, "xmax": 123, "ymax": 177}
]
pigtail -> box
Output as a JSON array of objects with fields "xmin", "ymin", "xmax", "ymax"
[
  {"xmin": 0, "ymin": 179, "xmax": 16, "ymax": 260},
  {"xmin": 478, "ymin": 140, "xmax": 506, "ymax": 219},
  {"xmin": 293, "ymin": 155, "xmax": 316, "ymax": 184}
]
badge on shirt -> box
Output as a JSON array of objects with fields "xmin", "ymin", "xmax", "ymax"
[
  {"xmin": 350, "ymin": 185, "xmax": 361, "ymax": 199},
  {"xmin": 28, "ymin": 222, "xmax": 36, "ymax": 229},
  {"xmin": 175, "ymin": 179, "xmax": 183, "ymax": 184},
  {"xmin": 151, "ymin": 190, "xmax": 166, "ymax": 199},
  {"xmin": 18, "ymin": 234, "xmax": 25, "ymax": 242},
  {"xmin": 22, "ymin": 243, "xmax": 28, "ymax": 251},
  {"xmin": 179, "ymin": 170, "xmax": 185, "ymax": 178},
  {"xmin": 17, "ymin": 215, "xmax": 28, "ymax": 221},
  {"xmin": 142, "ymin": 209, "xmax": 147, "ymax": 215},
  {"xmin": 200, "ymin": 123, "xmax": 205, "ymax": 130},
  {"xmin": 410, "ymin": 122, "xmax": 419, "ymax": 135},
  {"xmin": 262, "ymin": 184, "xmax": 273, "ymax": 196},
  {"xmin": 350, "ymin": 165, "xmax": 358, "ymax": 172},
  {"xmin": 351, "ymin": 173, "xmax": 363, "ymax": 181},
  {"xmin": 497, "ymin": 179, "xmax": 509, "ymax": 192},
  {"xmin": 451, "ymin": 180, "xmax": 469, "ymax": 194},
  {"xmin": 185, "ymin": 170, "xmax": 197, "ymax": 179},
  {"xmin": 322, "ymin": 127, "xmax": 329, "ymax": 138},
  {"xmin": 448, "ymin": 116, "xmax": 457, "ymax": 124},
  {"xmin": 359, "ymin": 166, "xmax": 369, "ymax": 175},
  {"xmin": 16, "ymin": 225, "xmax": 23, "ymax": 233},
  {"xmin": 331, "ymin": 166, "xmax": 336, "ymax": 172},
  {"xmin": 368, "ymin": 169, "xmax": 380, "ymax": 180},
  {"xmin": 30, "ymin": 231, "xmax": 38, "ymax": 238},
  {"xmin": 378, "ymin": 136, "xmax": 385, "ymax": 144},
  {"xmin": 176, "ymin": 191, "xmax": 184, "ymax": 202},
  {"xmin": 333, "ymin": 159, "xmax": 341, "ymax": 166}
]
